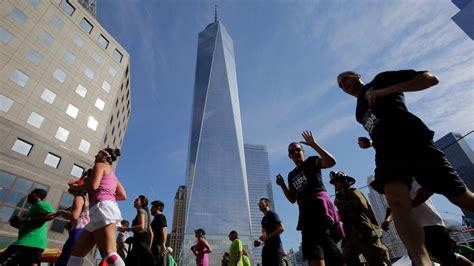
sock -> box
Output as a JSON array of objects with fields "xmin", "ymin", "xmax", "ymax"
[
  {"xmin": 103, "ymin": 252, "xmax": 125, "ymax": 266},
  {"xmin": 67, "ymin": 256, "xmax": 85, "ymax": 266}
]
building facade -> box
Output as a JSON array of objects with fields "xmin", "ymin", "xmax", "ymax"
[
  {"xmin": 181, "ymin": 19, "xmax": 252, "ymax": 265},
  {"xmin": 0, "ymin": 0, "xmax": 131, "ymax": 263},
  {"xmin": 244, "ymin": 144, "xmax": 275, "ymax": 265},
  {"xmin": 170, "ymin": 185, "xmax": 186, "ymax": 264},
  {"xmin": 451, "ymin": 0, "xmax": 474, "ymax": 40},
  {"xmin": 435, "ymin": 132, "xmax": 474, "ymax": 223},
  {"xmin": 366, "ymin": 176, "xmax": 406, "ymax": 260}
]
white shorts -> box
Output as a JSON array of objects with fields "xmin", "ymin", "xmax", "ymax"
[{"xmin": 84, "ymin": 200, "xmax": 122, "ymax": 232}]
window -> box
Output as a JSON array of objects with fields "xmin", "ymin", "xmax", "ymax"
[
  {"xmin": 73, "ymin": 35, "xmax": 83, "ymax": 47},
  {"xmin": 60, "ymin": 0, "xmax": 75, "ymax": 16},
  {"xmin": 26, "ymin": 112, "xmax": 44, "ymax": 129},
  {"xmin": 108, "ymin": 67, "xmax": 117, "ymax": 77},
  {"xmin": 26, "ymin": 49, "xmax": 42, "ymax": 65},
  {"xmin": 103, "ymin": 134, "xmax": 107, "ymax": 143},
  {"xmin": 110, "ymin": 116, "xmax": 113, "ymax": 124},
  {"xmin": 113, "ymin": 49, "xmax": 123, "ymax": 63},
  {"xmin": 0, "ymin": 27, "xmax": 13, "ymax": 44},
  {"xmin": 11, "ymin": 139, "xmax": 33, "ymax": 156},
  {"xmin": 51, "ymin": 15, "xmax": 64, "ymax": 29},
  {"xmin": 50, "ymin": 192, "xmax": 73, "ymax": 233},
  {"xmin": 28, "ymin": 0, "xmax": 40, "ymax": 7},
  {"xmin": 92, "ymin": 51, "xmax": 101, "ymax": 63},
  {"xmin": 95, "ymin": 98, "xmax": 105, "ymax": 111},
  {"xmin": 44, "ymin": 153, "xmax": 61, "ymax": 168},
  {"xmin": 98, "ymin": 34, "xmax": 109, "ymax": 49},
  {"xmin": 87, "ymin": 116, "xmax": 98, "ymax": 131},
  {"xmin": 55, "ymin": 127, "xmax": 69, "ymax": 142},
  {"xmin": 65, "ymin": 104, "xmax": 79, "ymax": 119},
  {"xmin": 84, "ymin": 67, "xmax": 94, "ymax": 79},
  {"xmin": 53, "ymin": 68, "xmax": 66, "ymax": 83},
  {"xmin": 75, "ymin": 84, "xmax": 87, "ymax": 98},
  {"xmin": 0, "ymin": 95, "xmax": 14, "ymax": 112},
  {"xmin": 0, "ymin": 170, "xmax": 49, "ymax": 223},
  {"xmin": 125, "ymin": 67, "xmax": 129, "ymax": 77},
  {"xmin": 40, "ymin": 31, "xmax": 54, "ymax": 46},
  {"xmin": 71, "ymin": 165, "xmax": 84, "ymax": 178},
  {"xmin": 126, "ymin": 78, "xmax": 129, "ymax": 88},
  {"xmin": 115, "ymin": 99, "xmax": 119, "ymax": 107},
  {"xmin": 64, "ymin": 50, "xmax": 76, "ymax": 64},
  {"xmin": 10, "ymin": 70, "xmax": 29, "ymax": 87},
  {"xmin": 11, "ymin": 8, "xmax": 28, "ymax": 24},
  {"xmin": 79, "ymin": 18, "xmax": 93, "ymax": 33},
  {"xmin": 79, "ymin": 139, "xmax": 90, "ymax": 153},
  {"xmin": 41, "ymin": 89, "xmax": 56, "ymax": 104},
  {"xmin": 102, "ymin": 81, "xmax": 111, "ymax": 93}
]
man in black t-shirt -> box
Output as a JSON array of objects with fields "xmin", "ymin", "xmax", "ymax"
[
  {"xmin": 276, "ymin": 131, "xmax": 343, "ymax": 266},
  {"xmin": 337, "ymin": 69, "xmax": 474, "ymax": 266},
  {"xmin": 151, "ymin": 200, "xmax": 168, "ymax": 266},
  {"xmin": 254, "ymin": 198, "xmax": 284, "ymax": 266}
]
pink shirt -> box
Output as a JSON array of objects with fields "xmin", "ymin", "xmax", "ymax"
[{"xmin": 89, "ymin": 171, "xmax": 118, "ymax": 206}]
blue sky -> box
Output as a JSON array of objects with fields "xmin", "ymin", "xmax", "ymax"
[{"xmin": 97, "ymin": 0, "xmax": 474, "ymax": 251}]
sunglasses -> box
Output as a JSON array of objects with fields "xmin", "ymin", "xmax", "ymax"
[{"xmin": 288, "ymin": 148, "xmax": 303, "ymax": 155}]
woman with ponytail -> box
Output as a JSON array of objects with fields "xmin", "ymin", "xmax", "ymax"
[
  {"xmin": 121, "ymin": 195, "xmax": 155, "ymax": 266},
  {"xmin": 67, "ymin": 148, "xmax": 127, "ymax": 266}
]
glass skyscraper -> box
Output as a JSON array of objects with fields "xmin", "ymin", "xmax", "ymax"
[
  {"xmin": 435, "ymin": 132, "xmax": 474, "ymax": 223},
  {"xmin": 181, "ymin": 19, "xmax": 252, "ymax": 265},
  {"xmin": 245, "ymin": 144, "xmax": 275, "ymax": 265}
]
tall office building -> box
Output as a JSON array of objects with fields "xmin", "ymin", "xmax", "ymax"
[
  {"xmin": 170, "ymin": 185, "xmax": 186, "ymax": 264},
  {"xmin": 435, "ymin": 132, "xmax": 474, "ymax": 223},
  {"xmin": 244, "ymin": 144, "xmax": 275, "ymax": 265},
  {"xmin": 181, "ymin": 17, "xmax": 252, "ymax": 265},
  {"xmin": 367, "ymin": 176, "xmax": 406, "ymax": 259},
  {"xmin": 451, "ymin": 0, "xmax": 474, "ymax": 40},
  {"xmin": 0, "ymin": 0, "xmax": 131, "ymax": 263}
]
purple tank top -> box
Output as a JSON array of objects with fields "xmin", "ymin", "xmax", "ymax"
[
  {"xmin": 89, "ymin": 171, "xmax": 118, "ymax": 206},
  {"xmin": 192, "ymin": 241, "xmax": 209, "ymax": 266}
]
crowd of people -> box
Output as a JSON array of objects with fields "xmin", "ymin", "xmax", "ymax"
[{"xmin": 0, "ymin": 69, "xmax": 473, "ymax": 266}]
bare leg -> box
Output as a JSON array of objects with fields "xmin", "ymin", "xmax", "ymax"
[
  {"xmin": 70, "ymin": 230, "xmax": 96, "ymax": 257},
  {"xmin": 447, "ymin": 190, "xmax": 474, "ymax": 212},
  {"xmin": 384, "ymin": 180, "xmax": 431, "ymax": 266},
  {"xmin": 93, "ymin": 223, "xmax": 118, "ymax": 257}
]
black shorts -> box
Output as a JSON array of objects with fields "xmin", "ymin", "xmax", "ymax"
[
  {"xmin": 371, "ymin": 141, "xmax": 466, "ymax": 196},
  {"xmin": 424, "ymin": 225, "xmax": 457, "ymax": 265},
  {"xmin": 0, "ymin": 245, "xmax": 43, "ymax": 265},
  {"xmin": 301, "ymin": 229, "xmax": 343, "ymax": 265}
]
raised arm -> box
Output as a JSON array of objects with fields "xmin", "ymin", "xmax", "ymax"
[
  {"xmin": 55, "ymin": 195, "xmax": 85, "ymax": 221},
  {"xmin": 115, "ymin": 181, "xmax": 127, "ymax": 201},
  {"xmin": 301, "ymin": 131, "xmax": 336, "ymax": 168}
]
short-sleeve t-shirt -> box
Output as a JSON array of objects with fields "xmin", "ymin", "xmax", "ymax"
[
  {"xmin": 287, "ymin": 156, "xmax": 326, "ymax": 202},
  {"xmin": 14, "ymin": 200, "xmax": 54, "ymax": 250},
  {"xmin": 151, "ymin": 214, "xmax": 167, "ymax": 247},
  {"xmin": 132, "ymin": 208, "xmax": 150, "ymax": 233},
  {"xmin": 261, "ymin": 210, "xmax": 283, "ymax": 253},
  {"xmin": 229, "ymin": 239, "xmax": 243, "ymax": 266},
  {"xmin": 355, "ymin": 70, "xmax": 434, "ymax": 149}
]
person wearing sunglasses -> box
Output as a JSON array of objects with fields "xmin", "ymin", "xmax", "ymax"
[{"xmin": 276, "ymin": 131, "xmax": 343, "ymax": 266}]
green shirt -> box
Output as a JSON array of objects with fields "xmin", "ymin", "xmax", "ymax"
[
  {"xmin": 229, "ymin": 239, "xmax": 243, "ymax": 266},
  {"xmin": 168, "ymin": 255, "xmax": 176, "ymax": 266},
  {"xmin": 242, "ymin": 255, "xmax": 251, "ymax": 266},
  {"xmin": 14, "ymin": 201, "xmax": 54, "ymax": 250}
]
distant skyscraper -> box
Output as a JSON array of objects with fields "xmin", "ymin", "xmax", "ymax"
[
  {"xmin": 78, "ymin": 0, "xmax": 97, "ymax": 17},
  {"xmin": 435, "ymin": 132, "xmax": 474, "ymax": 222},
  {"xmin": 170, "ymin": 185, "xmax": 186, "ymax": 265},
  {"xmin": 0, "ymin": 0, "xmax": 130, "ymax": 264},
  {"xmin": 244, "ymin": 144, "xmax": 275, "ymax": 265},
  {"xmin": 181, "ymin": 17, "xmax": 252, "ymax": 265},
  {"xmin": 451, "ymin": 0, "xmax": 474, "ymax": 40},
  {"xmin": 367, "ymin": 176, "xmax": 406, "ymax": 259}
]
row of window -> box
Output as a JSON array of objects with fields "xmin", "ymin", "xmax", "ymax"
[
  {"xmin": 8, "ymin": 1, "xmax": 123, "ymax": 64},
  {"xmin": 1, "ymin": 96, "xmax": 94, "ymax": 154},
  {"xmin": 58, "ymin": 0, "xmax": 123, "ymax": 63}
]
